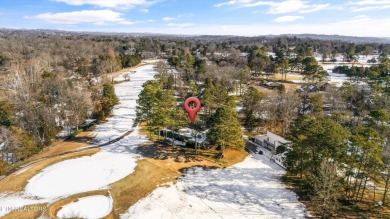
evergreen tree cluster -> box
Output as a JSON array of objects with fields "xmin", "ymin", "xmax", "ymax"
[{"xmin": 95, "ymin": 83, "xmax": 120, "ymax": 120}]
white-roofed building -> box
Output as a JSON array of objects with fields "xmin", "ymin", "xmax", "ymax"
[
  {"xmin": 253, "ymin": 132, "xmax": 291, "ymax": 169},
  {"xmin": 254, "ymin": 131, "xmax": 290, "ymax": 153}
]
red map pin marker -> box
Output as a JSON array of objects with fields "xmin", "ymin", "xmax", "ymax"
[{"xmin": 184, "ymin": 97, "xmax": 201, "ymax": 124}]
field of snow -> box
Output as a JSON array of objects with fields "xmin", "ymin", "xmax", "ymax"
[
  {"xmin": 122, "ymin": 154, "xmax": 308, "ymax": 219},
  {"xmin": 93, "ymin": 65, "xmax": 157, "ymax": 144},
  {"xmin": 321, "ymin": 63, "xmax": 372, "ymax": 87},
  {"xmin": 314, "ymin": 53, "xmax": 377, "ymax": 66},
  {"xmin": 24, "ymin": 151, "xmax": 138, "ymax": 199},
  {"xmin": 357, "ymin": 55, "xmax": 379, "ymax": 64},
  {"xmin": 289, "ymin": 63, "xmax": 350, "ymax": 86},
  {"xmin": 24, "ymin": 65, "xmax": 157, "ymax": 199},
  {"xmin": 56, "ymin": 195, "xmax": 113, "ymax": 218},
  {"xmin": 0, "ymin": 64, "xmax": 157, "ymax": 217},
  {"xmin": 327, "ymin": 72, "xmax": 349, "ymax": 86}
]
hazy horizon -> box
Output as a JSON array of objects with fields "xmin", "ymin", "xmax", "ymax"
[{"xmin": 1, "ymin": 0, "xmax": 390, "ymax": 38}]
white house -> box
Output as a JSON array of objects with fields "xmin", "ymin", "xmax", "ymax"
[
  {"xmin": 253, "ymin": 132, "xmax": 290, "ymax": 169},
  {"xmin": 254, "ymin": 131, "xmax": 290, "ymax": 153}
]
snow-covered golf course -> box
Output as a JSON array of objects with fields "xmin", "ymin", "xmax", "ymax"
[
  {"xmin": 0, "ymin": 62, "xmax": 308, "ymax": 218},
  {"xmin": 123, "ymin": 154, "xmax": 308, "ymax": 219}
]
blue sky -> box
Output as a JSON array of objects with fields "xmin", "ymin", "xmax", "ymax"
[{"xmin": 1, "ymin": 0, "xmax": 390, "ymax": 37}]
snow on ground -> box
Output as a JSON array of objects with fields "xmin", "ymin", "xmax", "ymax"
[
  {"xmin": 122, "ymin": 154, "xmax": 308, "ymax": 219},
  {"xmin": 327, "ymin": 72, "xmax": 349, "ymax": 87},
  {"xmin": 358, "ymin": 55, "xmax": 379, "ymax": 64},
  {"xmin": 24, "ymin": 65, "xmax": 157, "ymax": 199},
  {"xmin": 2, "ymin": 62, "xmax": 310, "ymax": 218},
  {"xmin": 318, "ymin": 60, "xmax": 374, "ymax": 86},
  {"xmin": 102, "ymin": 127, "xmax": 148, "ymax": 154},
  {"xmin": 56, "ymin": 195, "xmax": 113, "ymax": 219},
  {"xmin": 0, "ymin": 64, "xmax": 157, "ymax": 217},
  {"xmin": 14, "ymin": 167, "xmax": 31, "ymax": 176},
  {"xmin": 24, "ymin": 151, "xmax": 138, "ymax": 199},
  {"xmin": 321, "ymin": 63, "xmax": 339, "ymax": 72},
  {"xmin": 289, "ymin": 63, "xmax": 350, "ymax": 86},
  {"xmin": 93, "ymin": 65, "xmax": 157, "ymax": 145},
  {"xmin": 0, "ymin": 194, "xmax": 48, "ymax": 217},
  {"xmin": 55, "ymin": 126, "xmax": 75, "ymax": 138},
  {"xmin": 314, "ymin": 53, "xmax": 377, "ymax": 66},
  {"xmin": 143, "ymin": 59, "xmax": 165, "ymax": 64}
]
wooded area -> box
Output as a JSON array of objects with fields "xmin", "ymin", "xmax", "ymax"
[
  {"xmin": 1, "ymin": 29, "xmax": 390, "ymax": 217},
  {"xmin": 0, "ymin": 30, "xmax": 143, "ymax": 173}
]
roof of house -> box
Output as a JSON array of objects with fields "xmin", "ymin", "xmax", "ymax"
[{"xmin": 254, "ymin": 131, "xmax": 290, "ymax": 144}]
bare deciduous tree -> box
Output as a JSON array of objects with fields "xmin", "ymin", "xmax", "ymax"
[{"xmin": 311, "ymin": 159, "xmax": 342, "ymax": 218}]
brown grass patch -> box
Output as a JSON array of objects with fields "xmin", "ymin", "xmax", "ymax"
[
  {"xmin": 219, "ymin": 148, "xmax": 248, "ymax": 166},
  {"xmin": 109, "ymin": 159, "xmax": 181, "ymax": 215},
  {"xmin": 138, "ymin": 123, "xmax": 149, "ymax": 137},
  {"xmin": 248, "ymin": 80, "xmax": 299, "ymax": 95},
  {"xmin": 282, "ymin": 83, "xmax": 300, "ymax": 91},
  {"xmin": 24, "ymin": 132, "xmax": 95, "ymax": 163},
  {"xmin": 0, "ymin": 149, "xmax": 99, "ymax": 193},
  {"xmin": 273, "ymin": 73, "xmax": 303, "ymax": 81}
]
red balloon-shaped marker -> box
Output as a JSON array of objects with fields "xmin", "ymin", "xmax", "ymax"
[{"xmin": 184, "ymin": 97, "xmax": 201, "ymax": 124}]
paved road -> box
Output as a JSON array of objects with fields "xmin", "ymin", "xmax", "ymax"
[{"xmin": 245, "ymin": 140, "xmax": 258, "ymax": 154}]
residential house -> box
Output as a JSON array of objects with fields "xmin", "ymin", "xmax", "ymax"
[
  {"xmin": 262, "ymin": 81, "xmax": 283, "ymax": 90},
  {"xmin": 253, "ymin": 131, "xmax": 291, "ymax": 168},
  {"xmin": 254, "ymin": 131, "xmax": 290, "ymax": 153},
  {"xmin": 297, "ymin": 82, "xmax": 330, "ymax": 93}
]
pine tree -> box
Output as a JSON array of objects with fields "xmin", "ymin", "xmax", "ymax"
[
  {"xmin": 96, "ymin": 83, "xmax": 119, "ymax": 119},
  {"xmin": 348, "ymin": 126, "xmax": 383, "ymax": 203},
  {"xmin": 287, "ymin": 116, "xmax": 349, "ymax": 178},
  {"xmin": 102, "ymin": 83, "xmax": 119, "ymax": 106},
  {"xmin": 208, "ymin": 108, "xmax": 245, "ymax": 151},
  {"xmin": 242, "ymin": 86, "xmax": 264, "ymax": 132},
  {"xmin": 0, "ymin": 100, "xmax": 12, "ymax": 127},
  {"xmin": 136, "ymin": 81, "xmax": 160, "ymax": 137},
  {"xmin": 154, "ymin": 89, "xmax": 176, "ymax": 139}
]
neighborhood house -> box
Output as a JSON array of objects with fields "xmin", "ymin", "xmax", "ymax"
[
  {"xmin": 254, "ymin": 131, "xmax": 290, "ymax": 153},
  {"xmin": 253, "ymin": 132, "xmax": 291, "ymax": 168}
]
